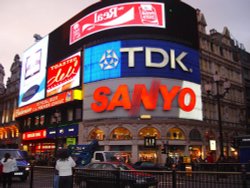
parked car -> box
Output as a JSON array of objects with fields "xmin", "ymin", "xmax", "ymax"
[
  {"xmin": 132, "ymin": 161, "xmax": 167, "ymax": 171},
  {"xmin": 0, "ymin": 149, "xmax": 30, "ymax": 181},
  {"xmin": 75, "ymin": 161, "xmax": 158, "ymax": 188}
]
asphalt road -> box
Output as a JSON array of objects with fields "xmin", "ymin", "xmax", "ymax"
[{"xmin": 5, "ymin": 168, "xmax": 250, "ymax": 188}]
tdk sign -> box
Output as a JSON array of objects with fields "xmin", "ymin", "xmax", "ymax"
[{"xmin": 84, "ymin": 40, "xmax": 200, "ymax": 84}]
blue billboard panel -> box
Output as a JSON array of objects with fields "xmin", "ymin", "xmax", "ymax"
[
  {"xmin": 84, "ymin": 40, "xmax": 200, "ymax": 84},
  {"xmin": 84, "ymin": 41, "xmax": 121, "ymax": 83}
]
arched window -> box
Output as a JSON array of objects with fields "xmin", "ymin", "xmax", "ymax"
[
  {"xmin": 110, "ymin": 127, "xmax": 132, "ymax": 140},
  {"xmin": 167, "ymin": 128, "xmax": 185, "ymax": 140},
  {"xmin": 204, "ymin": 130, "xmax": 216, "ymax": 141},
  {"xmin": 88, "ymin": 128, "xmax": 105, "ymax": 141},
  {"xmin": 189, "ymin": 129, "xmax": 202, "ymax": 141},
  {"xmin": 138, "ymin": 127, "xmax": 160, "ymax": 139}
]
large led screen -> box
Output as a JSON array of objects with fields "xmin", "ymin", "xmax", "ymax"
[
  {"xmin": 70, "ymin": 2, "xmax": 165, "ymax": 45},
  {"xmin": 46, "ymin": 52, "xmax": 81, "ymax": 97},
  {"xmin": 83, "ymin": 77, "xmax": 202, "ymax": 121},
  {"xmin": 84, "ymin": 40, "xmax": 200, "ymax": 84},
  {"xmin": 18, "ymin": 36, "xmax": 49, "ymax": 107}
]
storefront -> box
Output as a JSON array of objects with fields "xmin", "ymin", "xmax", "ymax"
[
  {"xmin": 0, "ymin": 125, "xmax": 19, "ymax": 148},
  {"xmin": 21, "ymin": 129, "xmax": 55, "ymax": 155},
  {"xmin": 47, "ymin": 123, "xmax": 79, "ymax": 149}
]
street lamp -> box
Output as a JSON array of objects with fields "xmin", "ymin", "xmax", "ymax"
[
  {"xmin": 53, "ymin": 111, "xmax": 60, "ymax": 154},
  {"xmin": 204, "ymin": 71, "xmax": 231, "ymax": 159}
]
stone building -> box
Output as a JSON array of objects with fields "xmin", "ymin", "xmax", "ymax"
[
  {"xmin": 2, "ymin": 1, "xmax": 249, "ymax": 164},
  {"xmin": 0, "ymin": 55, "xmax": 21, "ymax": 148},
  {"xmin": 197, "ymin": 10, "xmax": 247, "ymax": 159}
]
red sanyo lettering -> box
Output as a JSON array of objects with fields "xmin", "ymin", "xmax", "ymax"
[{"xmin": 91, "ymin": 84, "xmax": 196, "ymax": 113}]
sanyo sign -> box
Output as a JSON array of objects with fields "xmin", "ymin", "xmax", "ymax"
[
  {"xmin": 84, "ymin": 40, "xmax": 200, "ymax": 84},
  {"xmin": 83, "ymin": 78, "xmax": 203, "ymax": 121}
]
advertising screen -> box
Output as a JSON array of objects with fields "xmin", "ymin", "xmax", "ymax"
[
  {"xmin": 70, "ymin": 2, "xmax": 165, "ymax": 45},
  {"xmin": 83, "ymin": 77, "xmax": 202, "ymax": 121},
  {"xmin": 18, "ymin": 36, "xmax": 49, "ymax": 107},
  {"xmin": 46, "ymin": 52, "xmax": 81, "ymax": 97},
  {"xmin": 84, "ymin": 39, "xmax": 200, "ymax": 84}
]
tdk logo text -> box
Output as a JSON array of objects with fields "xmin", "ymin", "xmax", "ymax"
[
  {"xmin": 99, "ymin": 47, "xmax": 191, "ymax": 72},
  {"xmin": 84, "ymin": 40, "xmax": 200, "ymax": 84}
]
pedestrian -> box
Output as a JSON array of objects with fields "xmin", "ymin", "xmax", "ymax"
[
  {"xmin": 1, "ymin": 153, "xmax": 17, "ymax": 188},
  {"xmin": 55, "ymin": 149, "xmax": 76, "ymax": 188}
]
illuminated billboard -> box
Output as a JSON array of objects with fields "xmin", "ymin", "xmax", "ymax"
[
  {"xmin": 70, "ymin": 2, "xmax": 165, "ymax": 45},
  {"xmin": 83, "ymin": 77, "xmax": 202, "ymax": 121},
  {"xmin": 18, "ymin": 35, "xmax": 49, "ymax": 107},
  {"xmin": 15, "ymin": 90, "xmax": 82, "ymax": 118},
  {"xmin": 46, "ymin": 52, "xmax": 81, "ymax": 97},
  {"xmin": 22, "ymin": 129, "xmax": 46, "ymax": 140},
  {"xmin": 84, "ymin": 40, "xmax": 200, "ymax": 84}
]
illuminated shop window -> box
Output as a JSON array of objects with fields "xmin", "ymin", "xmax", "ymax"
[
  {"xmin": 110, "ymin": 127, "xmax": 132, "ymax": 140},
  {"xmin": 189, "ymin": 129, "xmax": 202, "ymax": 141},
  {"xmin": 40, "ymin": 115, "xmax": 45, "ymax": 126},
  {"xmin": 138, "ymin": 127, "xmax": 160, "ymax": 139},
  {"xmin": 88, "ymin": 128, "xmax": 105, "ymax": 141},
  {"xmin": 35, "ymin": 116, "xmax": 39, "ymax": 126},
  {"xmin": 15, "ymin": 129, "xmax": 19, "ymax": 137},
  {"xmin": 167, "ymin": 128, "xmax": 185, "ymax": 140}
]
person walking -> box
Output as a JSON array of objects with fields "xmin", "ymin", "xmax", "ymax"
[
  {"xmin": 55, "ymin": 149, "xmax": 76, "ymax": 188},
  {"xmin": 1, "ymin": 153, "xmax": 17, "ymax": 188}
]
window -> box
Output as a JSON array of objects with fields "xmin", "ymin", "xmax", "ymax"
[
  {"xmin": 67, "ymin": 109, "xmax": 73, "ymax": 121},
  {"xmin": 167, "ymin": 128, "xmax": 185, "ymax": 140},
  {"xmin": 138, "ymin": 127, "xmax": 160, "ymax": 139},
  {"xmin": 96, "ymin": 153, "xmax": 104, "ymax": 162},
  {"xmin": 89, "ymin": 128, "xmax": 105, "ymax": 140},
  {"xmin": 40, "ymin": 115, "xmax": 45, "ymax": 126},
  {"xmin": 189, "ymin": 129, "xmax": 202, "ymax": 141},
  {"xmin": 110, "ymin": 127, "xmax": 132, "ymax": 140},
  {"xmin": 35, "ymin": 116, "xmax": 39, "ymax": 126},
  {"xmin": 75, "ymin": 108, "xmax": 82, "ymax": 120}
]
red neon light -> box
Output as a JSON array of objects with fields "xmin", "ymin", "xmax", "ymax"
[
  {"xmin": 91, "ymin": 84, "xmax": 197, "ymax": 113},
  {"xmin": 22, "ymin": 129, "xmax": 46, "ymax": 140}
]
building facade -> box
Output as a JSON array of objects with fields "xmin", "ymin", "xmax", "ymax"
[
  {"xmin": 0, "ymin": 55, "xmax": 21, "ymax": 148},
  {"xmin": 4, "ymin": 0, "xmax": 248, "ymax": 164}
]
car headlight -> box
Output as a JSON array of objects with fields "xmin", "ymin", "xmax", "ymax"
[
  {"xmin": 136, "ymin": 179, "xmax": 146, "ymax": 184},
  {"xmin": 25, "ymin": 167, "xmax": 30, "ymax": 171}
]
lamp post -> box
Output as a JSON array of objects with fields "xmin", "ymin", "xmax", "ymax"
[
  {"xmin": 53, "ymin": 111, "xmax": 60, "ymax": 155},
  {"xmin": 205, "ymin": 71, "xmax": 231, "ymax": 159}
]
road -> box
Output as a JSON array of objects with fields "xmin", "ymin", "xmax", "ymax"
[{"xmin": 7, "ymin": 167, "xmax": 250, "ymax": 188}]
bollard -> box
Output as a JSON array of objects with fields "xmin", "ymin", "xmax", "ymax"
[
  {"xmin": 172, "ymin": 169, "xmax": 176, "ymax": 188},
  {"xmin": 29, "ymin": 165, "xmax": 34, "ymax": 188},
  {"xmin": 241, "ymin": 164, "xmax": 247, "ymax": 188}
]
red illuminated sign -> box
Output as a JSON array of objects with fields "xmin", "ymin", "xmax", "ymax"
[
  {"xmin": 70, "ymin": 2, "xmax": 165, "ymax": 44},
  {"xmin": 47, "ymin": 52, "xmax": 81, "ymax": 97},
  {"xmin": 15, "ymin": 90, "xmax": 78, "ymax": 118},
  {"xmin": 22, "ymin": 129, "xmax": 46, "ymax": 140},
  {"xmin": 91, "ymin": 83, "xmax": 196, "ymax": 113}
]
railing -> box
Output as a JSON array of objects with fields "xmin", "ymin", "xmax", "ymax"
[{"xmin": 1, "ymin": 163, "xmax": 249, "ymax": 188}]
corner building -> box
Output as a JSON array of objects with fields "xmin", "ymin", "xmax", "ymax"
[
  {"xmin": 15, "ymin": 0, "xmax": 247, "ymax": 163},
  {"xmin": 76, "ymin": 0, "xmax": 201, "ymax": 164}
]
